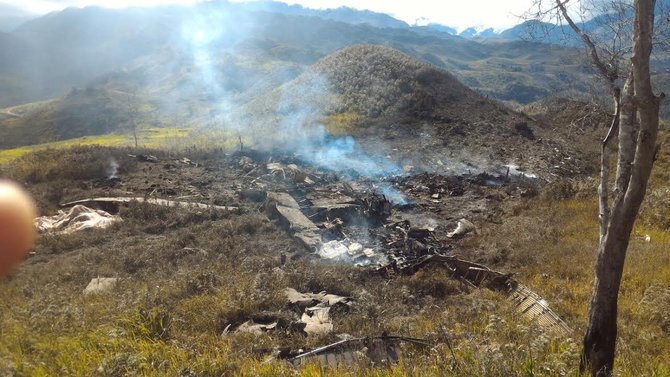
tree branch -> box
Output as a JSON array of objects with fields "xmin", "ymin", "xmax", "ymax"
[{"xmin": 555, "ymin": 0, "xmax": 619, "ymax": 93}]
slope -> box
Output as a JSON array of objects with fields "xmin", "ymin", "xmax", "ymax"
[
  {"xmin": 237, "ymin": 45, "xmax": 589, "ymax": 178},
  {"xmin": 0, "ymin": 3, "xmax": 590, "ymax": 110},
  {"xmin": 0, "ymin": 87, "xmax": 147, "ymax": 149}
]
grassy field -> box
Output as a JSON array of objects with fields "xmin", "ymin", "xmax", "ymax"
[
  {"xmin": 0, "ymin": 139, "xmax": 668, "ymax": 376},
  {"xmin": 0, "ymin": 128, "xmax": 191, "ymax": 164}
]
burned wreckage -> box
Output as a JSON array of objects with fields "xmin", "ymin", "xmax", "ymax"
[
  {"xmin": 235, "ymin": 151, "xmax": 572, "ymax": 365},
  {"xmin": 256, "ymin": 154, "xmax": 519, "ymax": 282},
  {"xmin": 61, "ymin": 150, "xmax": 572, "ymax": 367}
]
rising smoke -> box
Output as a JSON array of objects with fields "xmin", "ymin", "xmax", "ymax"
[
  {"xmin": 179, "ymin": 4, "xmax": 408, "ymax": 203},
  {"xmin": 107, "ymin": 158, "xmax": 119, "ymax": 179}
]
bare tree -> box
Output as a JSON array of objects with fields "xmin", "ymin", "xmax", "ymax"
[{"xmin": 525, "ymin": 0, "xmax": 664, "ymax": 375}]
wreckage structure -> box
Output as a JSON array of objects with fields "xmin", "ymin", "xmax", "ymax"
[{"xmin": 58, "ymin": 151, "xmax": 572, "ymax": 367}]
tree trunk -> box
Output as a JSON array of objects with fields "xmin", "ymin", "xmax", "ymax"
[{"xmin": 582, "ymin": 1, "xmax": 661, "ymax": 375}]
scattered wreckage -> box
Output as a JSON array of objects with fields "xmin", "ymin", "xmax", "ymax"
[
  {"xmin": 228, "ymin": 152, "xmax": 571, "ymax": 360},
  {"xmin": 36, "ymin": 150, "xmax": 569, "ymax": 369}
]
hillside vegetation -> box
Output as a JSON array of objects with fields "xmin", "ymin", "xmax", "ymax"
[
  {"xmin": 0, "ymin": 87, "xmax": 151, "ymax": 149},
  {"xmin": 0, "ymin": 3, "xmax": 610, "ymax": 113},
  {"xmin": 242, "ymin": 45, "xmax": 492, "ymax": 123},
  {"xmin": 0, "ymin": 140, "xmax": 668, "ymax": 375}
]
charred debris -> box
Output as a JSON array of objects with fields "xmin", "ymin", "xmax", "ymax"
[
  {"xmin": 86, "ymin": 148, "xmax": 544, "ymax": 290},
  {"xmin": 236, "ymin": 149, "xmax": 541, "ymax": 274},
  {"xmin": 228, "ymin": 149, "xmax": 571, "ymax": 365},
  {"xmin": 56, "ymin": 148, "xmax": 571, "ymax": 367}
]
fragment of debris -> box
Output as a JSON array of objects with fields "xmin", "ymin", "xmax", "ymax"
[
  {"xmin": 128, "ymin": 154, "xmax": 159, "ymax": 163},
  {"xmin": 83, "ymin": 277, "xmax": 119, "ymax": 295},
  {"xmin": 508, "ymin": 284, "xmax": 572, "ymax": 336},
  {"xmin": 267, "ymin": 162, "xmax": 314, "ymax": 184},
  {"xmin": 236, "ymin": 320, "xmax": 278, "ymax": 336},
  {"xmin": 317, "ymin": 240, "xmax": 380, "ymax": 264},
  {"xmin": 301, "ymin": 306, "xmax": 333, "ymax": 335},
  {"xmin": 35, "ymin": 205, "xmax": 121, "ymax": 234},
  {"xmin": 179, "ymin": 157, "xmax": 197, "ymax": 166},
  {"xmin": 227, "ymin": 311, "xmax": 304, "ymax": 336},
  {"xmin": 265, "ymin": 192, "xmax": 322, "ymax": 250},
  {"xmin": 361, "ymin": 194, "xmax": 392, "ymax": 220},
  {"xmin": 287, "ymin": 336, "xmax": 433, "ymax": 368},
  {"xmin": 382, "ymin": 254, "xmax": 513, "ymax": 288},
  {"xmin": 285, "ymin": 288, "xmax": 352, "ymax": 335},
  {"xmin": 635, "ymin": 232, "xmax": 652, "ymax": 243},
  {"xmin": 446, "ymin": 218, "xmax": 476, "ymax": 238},
  {"xmin": 60, "ymin": 197, "xmax": 238, "ymax": 213},
  {"xmin": 308, "ymin": 195, "xmax": 359, "ymax": 221},
  {"xmin": 228, "ymin": 289, "xmax": 352, "ymax": 337},
  {"xmin": 382, "ymin": 255, "xmax": 572, "ymax": 336},
  {"xmin": 318, "ymin": 240, "xmax": 349, "ymax": 260},
  {"xmin": 238, "ymin": 156, "xmax": 257, "ymax": 172}
]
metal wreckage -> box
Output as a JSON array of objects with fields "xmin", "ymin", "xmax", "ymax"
[
  {"xmin": 59, "ymin": 151, "xmax": 572, "ymax": 368},
  {"xmin": 251, "ymin": 152, "xmax": 571, "ymax": 367}
]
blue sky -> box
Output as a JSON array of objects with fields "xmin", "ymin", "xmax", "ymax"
[{"xmin": 0, "ymin": 0, "xmax": 536, "ymax": 31}]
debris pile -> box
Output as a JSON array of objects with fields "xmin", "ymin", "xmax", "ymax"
[
  {"xmin": 285, "ymin": 288, "xmax": 352, "ymax": 335},
  {"xmin": 229, "ymin": 288, "xmax": 352, "ymax": 337},
  {"xmin": 57, "ymin": 151, "xmax": 568, "ymax": 362}
]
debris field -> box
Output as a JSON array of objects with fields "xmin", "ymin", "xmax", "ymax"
[{"xmin": 40, "ymin": 149, "xmax": 572, "ymax": 366}]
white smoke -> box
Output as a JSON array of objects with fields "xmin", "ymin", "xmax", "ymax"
[{"xmin": 107, "ymin": 158, "xmax": 119, "ymax": 179}]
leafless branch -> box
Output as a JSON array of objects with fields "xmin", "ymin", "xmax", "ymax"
[{"xmin": 556, "ymin": 0, "xmax": 619, "ymax": 92}]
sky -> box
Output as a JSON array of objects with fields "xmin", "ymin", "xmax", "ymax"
[{"xmin": 0, "ymin": 0, "xmax": 536, "ymax": 31}]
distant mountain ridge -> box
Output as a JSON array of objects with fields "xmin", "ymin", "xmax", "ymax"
[
  {"xmin": 235, "ymin": 1, "xmax": 409, "ymax": 29},
  {"xmin": 0, "ymin": 3, "xmax": 36, "ymax": 32},
  {"xmin": 3, "ymin": 0, "xmax": 670, "ymax": 150},
  {"xmin": 1, "ymin": 1, "xmax": 582, "ymax": 109}
]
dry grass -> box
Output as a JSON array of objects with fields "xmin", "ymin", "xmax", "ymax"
[
  {"xmin": 322, "ymin": 112, "xmax": 364, "ymax": 136},
  {"xmin": 0, "ymin": 128, "xmax": 192, "ymax": 164},
  {"xmin": 0, "ymin": 145, "xmax": 669, "ymax": 376}
]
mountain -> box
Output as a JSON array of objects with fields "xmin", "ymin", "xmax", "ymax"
[
  {"xmin": 236, "ymin": 45, "xmax": 583, "ymax": 176},
  {"xmin": 0, "ymin": 2, "xmax": 623, "ymax": 177},
  {"xmin": 459, "ymin": 27, "xmax": 498, "ymax": 38},
  {"xmin": 241, "ymin": 44, "xmax": 491, "ymax": 124},
  {"xmin": 0, "ymin": 2, "xmax": 603, "ymax": 147},
  {"xmin": 422, "ymin": 23, "xmax": 457, "ymax": 35},
  {"xmin": 236, "ymin": 2, "xmax": 409, "ymax": 29},
  {"xmin": 0, "ymin": 4, "xmax": 36, "ymax": 32},
  {"xmin": 0, "ymin": 6, "xmax": 179, "ymax": 108},
  {"xmin": 0, "ymin": 86, "xmax": 142, "ymax": 149},
  {"xmin": 0, "ymin": 3, "xmax": 587, "ymax": 109}
]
